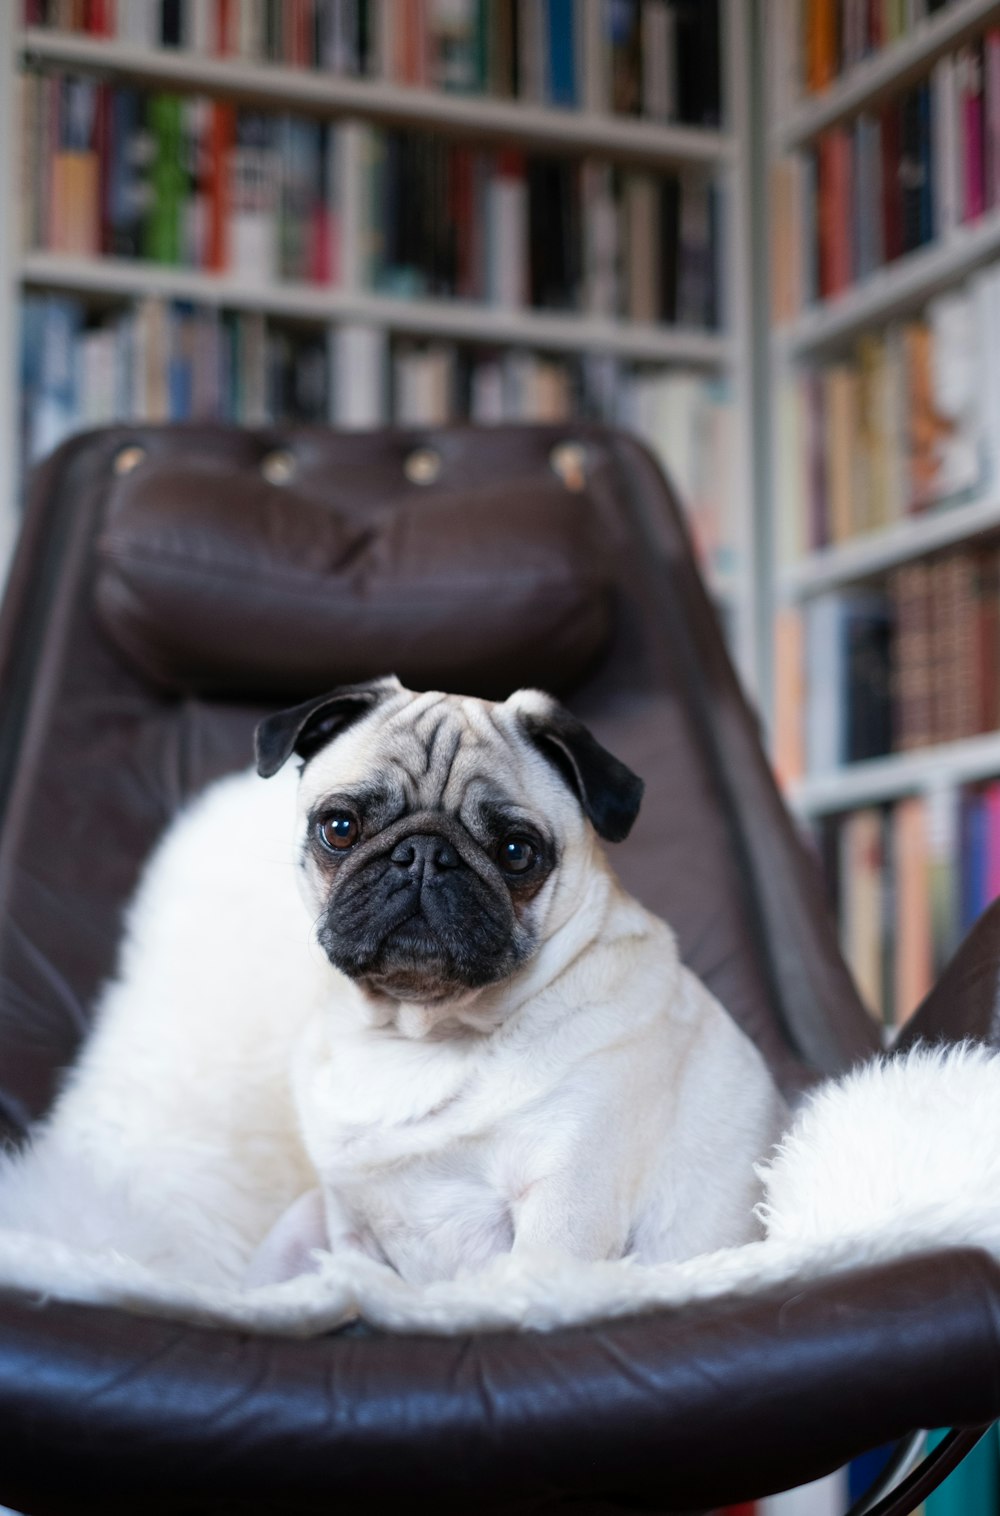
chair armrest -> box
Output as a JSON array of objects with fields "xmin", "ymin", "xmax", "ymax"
[{"xmin": 894, "ymin": 898, "xmax": 1000, "ymax": 1054}]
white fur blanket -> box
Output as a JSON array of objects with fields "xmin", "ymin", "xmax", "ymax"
[{"xmin": 0, "ymin": 1042, "xmax": 996, "ymax": 1337}]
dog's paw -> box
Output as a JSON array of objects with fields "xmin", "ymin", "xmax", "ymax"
[{"xmin": 245, "ymin": 1188, "xmax": 330, "ymax": 1288}]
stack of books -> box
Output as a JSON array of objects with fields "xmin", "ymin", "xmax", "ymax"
[
  {"xmin": 19, "ymin": 292, "xmax": 734, "ymax": 580},
  {"xmin": 796, "ymin": 542, "xmax": 1000, "ymax": 774},
  {"xmin": 776, "ymin": 265, "xmax": 1000, "ymax": 560},
  {"xmin": 771, "ymin": 22, "xmax": 1000, "ymax": 315},
  {"xmin": 24, "ymin": 0, "xmax": 722, "ymax": 124}
]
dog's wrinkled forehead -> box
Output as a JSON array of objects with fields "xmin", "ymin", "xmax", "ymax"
[
  {"xmin": 297, "ymin": 689, "xmax": 562, "ymax": 823},
  {"xmin": 255, "ymin": 678, "xmax": 644, "ymax": 843}
]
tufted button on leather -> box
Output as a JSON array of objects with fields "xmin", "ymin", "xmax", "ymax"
[
  {"xmin": 261, "ymin": 449, "xmax": 297, "ymax": 485},
  {"xmin": 112, "ymin": 445, "xmax": 146, "ymax": 476},
  {"xmin": 404, "ymin": 447, "xmax": 441, "ymax": 485},
  {"xmin": 550, "ymin": 441, "xmax": 587, "ymax": 492}
]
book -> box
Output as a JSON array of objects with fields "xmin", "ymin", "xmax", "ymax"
[
  {"xmin": 893, "ymin": 794, "xmax": 932, "ymax": 1025},
  {"xmin": 957, "ymin": 42, "xmax": 987, "ymax": 223},
  {"xmin": 840, "ymin": 807, "xmax": 887, "ymax": 1020},
  {"xmin": 804, "ymin": 590, "xmax": 893, "ymax": 773},
  {"xmin": 773, "ymin": 608, "xmax": 806, "ymax": 787}
]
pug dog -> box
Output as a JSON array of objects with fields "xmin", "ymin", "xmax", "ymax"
[
  {"xmin": 0, "ymin": 676, "xmax": 786, "ymax": 1294},
  {"xmin": 245, "ymin": 676, "xmax": 788, "ymax": 1288}
]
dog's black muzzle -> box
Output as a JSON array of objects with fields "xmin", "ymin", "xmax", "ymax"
[{"xmin": 317, "ymin": 815, "xmax": 522, "ymax": 1001}]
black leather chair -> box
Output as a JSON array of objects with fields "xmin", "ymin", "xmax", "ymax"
[{"xmin": 0, "ymin": 422, "xmax": 996, "ymax": 1516}]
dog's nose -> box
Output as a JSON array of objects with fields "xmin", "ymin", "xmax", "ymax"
[{"xmin": 390, "ymin": 834, "xmax": 460, "ymax": 874}]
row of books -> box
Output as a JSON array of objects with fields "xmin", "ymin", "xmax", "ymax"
[
  {"xmin": 768, "ymin": 0, "xmax": 956, "ymax": 120},
  {"xmin": 25, "ymin": 0, "xmax": 723, "ymax": 125},
  {"xmin": 359, "ymin": 127, "xmax": 721, "ymax": 322},
  {"xmin": 18, "ymin": 292, "xmax": 733, "ymax": 578},
  {"xmin": 794, "ymin": 543, "xmax": 1000, "ymax": 776},
  {"xmin": 775, "ymin": 262, "xmax": 1000, "ymax": 562},
  {"xmin": 21, "ymin": 72, "xmax": 722, "ymax": 324},
  {"xmin": 21, "ymin": 73, "xmax": 340, "ymax": 282},
  {"xmin": 771, "ymin": 30, "xmax": 1000, "ymax": 316},
  {"xmin": 820, "ymin": 780, "xmax": 999, "ymax": 1027}
]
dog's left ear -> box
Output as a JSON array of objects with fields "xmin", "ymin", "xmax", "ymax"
[
  {"xmin": 255, "ymin": 676, "xmax": 403, "ymax": 778},
  {"xmin": 517, "ymin": 698, "xmax": 644, "ymax": 843}
]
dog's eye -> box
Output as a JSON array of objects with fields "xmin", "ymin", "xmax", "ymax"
[
  {"xmin": 317, "ymin": 812, "xmax": 360, "ymax": 851},
  {"xmin": 498, "ymin": 836, "xmax": 536, "ymax": 875}
]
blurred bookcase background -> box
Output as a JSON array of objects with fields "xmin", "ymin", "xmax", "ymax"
[
  {"xmin": 769, "ymin": 0, "xmax": 1000, "ymax": 1047},
  {"xmin": 0, "ymin": 0, "xmax": 759, "ymax": 685},
  {"xmin": 4, "ymin": 6, "xmax": 1000, "ymax": 1510},
  {"xmin": 10, "ymin": 0, "xmax": 1000, "ymax": 1088}
]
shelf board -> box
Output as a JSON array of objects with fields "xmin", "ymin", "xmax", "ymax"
[
  {"xmin": 795, "ymin": 743, "xmax": 1000, "ymax": 817},
  {"xmin": 19, "ymin": 28, "xmax": 731, "ymax": 168},
  {"xmin": 773, "ymin": 0, "xmax": 1000, "ymax": 151},
  {"xmin": 779, "ymin": 491, "xmax": 1000, "ymax": 598},
  {"xmin": 19, "ymin": 252, "xmax": 731, "ymax": 365},
  {"xmin": 774, "ymin": 208, "xmax": 1000, "ymax": 359},
  {"xmin": 791, "ymin": 730, "xmax": 1000, "ymax": 814}
]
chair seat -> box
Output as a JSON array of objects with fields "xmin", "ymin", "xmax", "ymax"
[{"xmin": 0, "ymin": 1248, "xmax": 996, "ymax": 1514}]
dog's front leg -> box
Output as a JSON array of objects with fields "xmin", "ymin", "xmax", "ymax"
[
  {"xmin": 244, "ymin": 1188, "xmax": 328, "ymax": 1286},
  {"xmin": 244, "ymin": 1186, "xmax": 364, "ymax": 1286},
  {"xmin": 510, "ymin": 1173, "xmax": 629, "ymax": 1263}
]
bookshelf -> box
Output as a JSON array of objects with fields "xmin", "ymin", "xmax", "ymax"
[
  {"xmin": 768, "ymin": 0, "xmax": 1000, "ymax": 1030},
  {"xmin": 773, "ymin": 0, "xmax": 1000, "ymax": 149},
  {"xmin": 19, "ymin": 25, "xmax": 732, "ymax": 166},
  {"xmin": 0, "ymin": 1, "xmax": 761, "ymax": 688}
]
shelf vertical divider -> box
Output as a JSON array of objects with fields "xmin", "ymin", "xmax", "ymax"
[
  {"xmin": 0, "ymin": 0, "xmax": 21, "ymax": 585},
  {"xmin": 722, "ymin": 0, "xmax": 761, "ymax": 696}
]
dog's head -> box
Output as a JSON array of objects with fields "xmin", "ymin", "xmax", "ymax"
[{"xmin": 255, "ymin": 677, "xmax": 643, "ymax": 1009}]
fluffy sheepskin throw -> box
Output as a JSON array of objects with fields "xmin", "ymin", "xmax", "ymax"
[{"xmin": 0, "ymin": 1041, "xmax": 995, "ymax": 1336}]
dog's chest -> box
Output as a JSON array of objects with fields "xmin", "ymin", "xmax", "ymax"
[{"xmin": 293, "ymin": 1018, "xmax": 545, "ymax": 1282}]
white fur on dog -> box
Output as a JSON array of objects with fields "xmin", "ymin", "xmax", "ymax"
[
  {"xmin": 0, "ymin": 1040, "xmax": 994, "ymax": 1335},
  {"xmin": 0, "ymin": 735, "xmax": 995, "ymax": 1333},
  {"xmin": 0, "ymin": 690, "xmax": 788, "ymax": 1309}
]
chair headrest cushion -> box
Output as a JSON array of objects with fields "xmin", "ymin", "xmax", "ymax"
[{"xmin": 93, "ymin": 457, "xmax": 614, "ymax": 700}]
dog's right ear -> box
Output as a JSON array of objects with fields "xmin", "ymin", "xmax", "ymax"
[{"xmin": 254, "ymin": 676, "xmax": 403, "ymax": 778}]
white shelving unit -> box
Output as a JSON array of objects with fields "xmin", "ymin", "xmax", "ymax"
[
  {"xmin": 0, "ymin": 1, "xmax": 20, "ymax": 576},
  {"xmin": 792, "ymin": 730, "xmax": 1000, "ymax": 816},
  {"xmin": 0, "ymin": 3, "xmax": 761, "ymax": 691},
  {"xmin": 18, "ymin": 251, "xmax": 733, "ymax": 366},
  {"xmin": 776, "ymin": 203, "xmax": 1000, "ymax": 359},
  {"xmin": 769, "ymin": 3, "xmax": 1000, "ymax": 812},
  {"xmin": 778, "ymin": 489, "xmax": 1000, "ymax": 598}
]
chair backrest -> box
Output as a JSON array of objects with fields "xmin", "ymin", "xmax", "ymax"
[{"xmin": 0, "ymin": 423, "xmax": 878, "ymax": 1136}]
